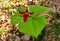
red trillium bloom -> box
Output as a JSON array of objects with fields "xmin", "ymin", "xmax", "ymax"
[
  {"xmin": 23, "ymin": 14, "xmax": 29, "ymax": 22},
  {"xmin": 19, "ymin": 10, "xmax": 33, "ymax": 22}
]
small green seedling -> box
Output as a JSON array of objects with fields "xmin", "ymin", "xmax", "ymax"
[{"xmin": 10, "ymin": 5, "xmax": 50, "ymax": 41}]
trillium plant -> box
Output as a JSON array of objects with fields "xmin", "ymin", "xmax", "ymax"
[{"xmin": 10, "ymin": 5, "xmax": 50, "ymax": 41}]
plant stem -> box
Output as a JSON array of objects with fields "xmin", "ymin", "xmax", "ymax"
[{"xmin": 32, "ymin": 36, "xmax": 34, "ymax": 41}]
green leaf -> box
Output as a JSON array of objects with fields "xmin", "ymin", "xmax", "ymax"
[
  {"xmin": 19, "ymin": 6, "xmax": 27, "ymax": 12},
  {"xmin": 29, "ymin": 5, "xmax": 50, "ymax": 17},
  {"xmin": 10, "ymin": 12, "xmax": 23, "ymax": 25},
  {"xmin": 18, "ymin": 16, "xmax": 47, "ymax": 38}
]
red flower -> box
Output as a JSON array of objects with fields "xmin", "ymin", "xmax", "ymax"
[
  {"xmin": 23, "ymin": 14, "xmax": 29, "ymax": 22},
  {"xmin": 19, "ymin": 10, "xmax": 33, "ymax": 22}
]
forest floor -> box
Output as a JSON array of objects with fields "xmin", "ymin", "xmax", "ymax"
[{"xmin": 0, "ymin": 0, "xmax": 60, "ymax": 41}]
